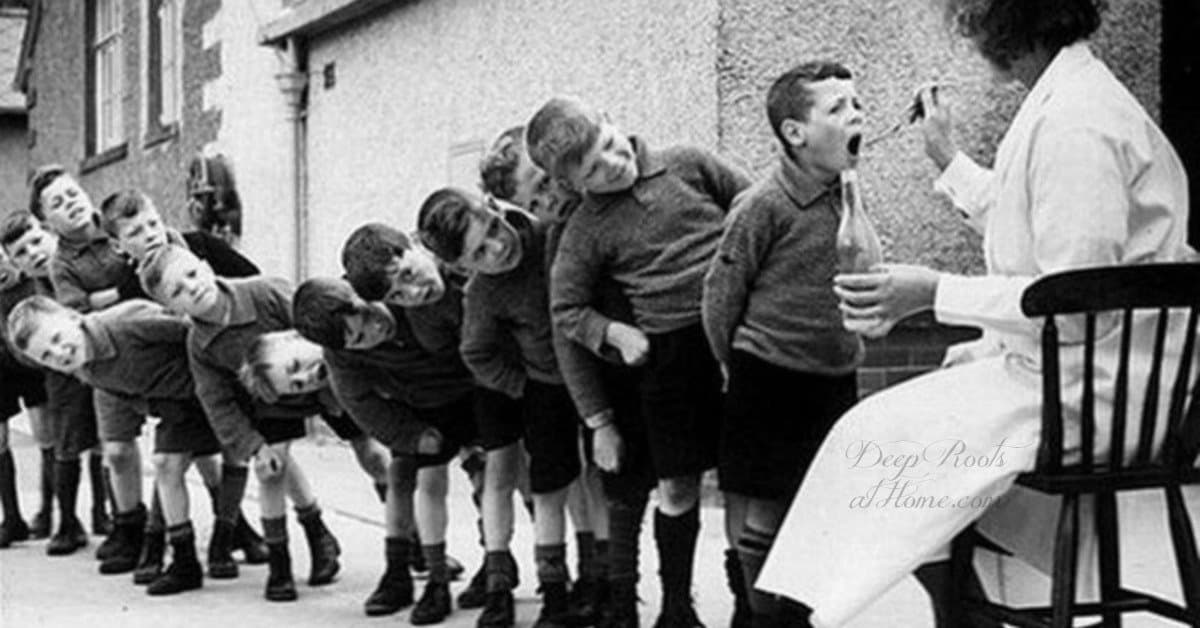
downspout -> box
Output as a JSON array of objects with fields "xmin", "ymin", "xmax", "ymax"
[{"xmin": 275, "ymin": 37, "xmax": 309, "ymax": 282}]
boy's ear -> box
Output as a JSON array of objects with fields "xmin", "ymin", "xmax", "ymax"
[{"xmin": 781, "ymin": 118, "xmax": 807, "ymax": 149}]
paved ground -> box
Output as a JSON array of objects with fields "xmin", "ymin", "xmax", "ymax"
[{"xmin": 0, "ymin": 411, "xmax": 1191, "ymax": 627}]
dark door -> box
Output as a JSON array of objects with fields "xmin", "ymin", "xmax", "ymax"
[{"xmin": 1161, "ymin": 0, "xmax": 1200, "ymax": 246}]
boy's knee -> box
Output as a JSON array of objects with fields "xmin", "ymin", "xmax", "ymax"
[
  {"xmin": 152, "ymin": 453, "xmax": 189, "ymax": 479},
  {"xmin": 658, "ymin": 478, "xmax": 700, "ymax": 510},
  {"xmin": 417, "ymin": 465, "xmax": 449, "ymax": 498},
  {"xmin": 103, "ymin": 441, "xmax": 139, "ymax": 471}
]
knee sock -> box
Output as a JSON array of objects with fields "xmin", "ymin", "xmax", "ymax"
[
  {"xmin": 146, "ymin": 489, "xmax": 166, "ymax": 536},
  {"xmin": 593, "ymin": 539, "xmax": 610, "ymax": 582},
  {"xmin": 422, "ymin": 542, "xmax": 448, "ymax": 584},
  {"xmin": 575, "ymin": 531, "xmax": 596, "ymax": 581},
  {"xmin": 654, "ymin": 505, "xmax": 700, "ymax": 610},
  {"xmin": 0, "ymin": 451, "xmax": 21, "ymax": 523},
  {"xmin": 485, "ymin": 549, "xmax": 518, "ymax": 592},
  {"xmin": 261, "ymin": 516, "xmax": 287, "ymax": 546},
  {"xmin": 38, "ymin": 448, "xmax": 55, "ymax": 515},
  {"xmin": 216, "ymin": 464, "xmax": 248, "ymax": 526},
  {"xmin": 738, "ymin": 524, "xmax": 779, "ymax": 618},
  {"xmin": 295, "ymin": 501, "xmax": 327, "ymax": 536},
  {"xmin": 88, "ymin": 452, "xmax": 109, "ymax": 515},
  {"xmin": 606, "ymin": 494, "xmax": 647, "ymax": 608},
  {"xmin": 535, "ymin": 543, "xmax": 569, "ymax": 586},
  {"xmin": 55, "ymin": 458, "xmax": 81, "ymax": 525}
]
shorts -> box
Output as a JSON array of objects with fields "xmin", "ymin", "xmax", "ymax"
[
  {"xmin": 94, "ymin": 389, "xmax": 147, "ymax": 443},
  {"xmin": 0, "ymin": 363, "xmax": 47, "ymax": 420},
  {"xmin": 320, "ymin": 410, "xmax": 365, "ymax": 441},
  {"xmin": 147, "ymin": 398, "xmax": 222, "ymax": 456},
  {"xmin": 718, "ymin": 350, "xmax": 858, "ymax": 500},
  {"xmin": 639, "ymin": 324, "xmax": 722, "ymax": 479},
  {"xmin": 475, "ymin": 387, "xmax": 524, "ymax": 451},
  {"xmin": 412, "ymin": 392, "xmax": 480, "ymax": 469},
  {"xmin": 520, "ymin": 381, "xmax": 582, "ymax": 494},
  {"xmin": 251, "ymin": 395, "xmax": 322, "ymax": 445},
  {"xmin": 599, "ymin": 362, "xmax": 656, "ymax": 501},
  {"xmin": 44, "ymin": 373, "xmax": 100, "ymax": 459}
]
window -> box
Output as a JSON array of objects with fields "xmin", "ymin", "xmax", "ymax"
[
  {"xmin": 147, "ymin": 0, "xmax": 181, "ymax": 137},
  {"xmin": 86, "ymin": 0, "xmax": 124, "ymax": 156}
]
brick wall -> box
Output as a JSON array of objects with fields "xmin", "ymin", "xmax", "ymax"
[{"xmin": 857, "ymin": 313, "xmax": 981, "ymax": 396}]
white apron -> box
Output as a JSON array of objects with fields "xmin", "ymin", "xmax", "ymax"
[{"xmin": 756, "ymin": 43, "xmax": 1194, "ymax": 627}]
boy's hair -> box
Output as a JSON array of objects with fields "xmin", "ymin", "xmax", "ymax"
[
  {"xmin": 416, "ymin": 188, "xmax": 480, "ymax": 264},
  {"xmin": 238, "ymin": 331, "xmax": 289, "ymax": 404},
  {"xmin": 28, "ymin": 164, "xmax": 68, "ymax": 220},
  {"xmin": 99, "ymin": 189, "xmax": 154, "ymax": 237},
  {"xmin": 479, "ymin": 126, "xmax": 526, "ymax": 201},
  {"xmin": 139, "ymin": 244, "xmax": 194, "ymax": 300},
  {"xmin": 6, "ymin": 295, "xmax": 73, "ymax": 353},
  {"xmin": 945, "ymin": 0, "xmax": 1103, "ymax": 71},
  {"xmin": 766, "ymin": 61, "xmax": 854, "ymax": 148},
  {"xmin": 293, "ymin": 277, "xmax": 359, "ymax": 350},
  {"xmin": 341, "ymin": 223, "xmax": 412, "ymax": 301},
  {"xmin": 0, "ymin": 211, "xmax": 40, "ymax": 253},
  {"xmin": 525, "ymin": 98, "xmax": 603, "ymax": 181}
]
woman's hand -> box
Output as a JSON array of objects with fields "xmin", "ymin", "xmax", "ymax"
[
  {"xmin": 919, "ymin": 86, "xmax": 957, "ymax": 172},
  {"xmin": 834, "ymin": 264, "xmax": 940, "ymax": 338}
]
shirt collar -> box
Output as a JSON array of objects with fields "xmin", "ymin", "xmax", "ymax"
[
  {"xmin": 774, "ymin": 153, "xmax": 836, "ymax": 209},
  {"xmin": 80, "ymin": 314, "xmax": 117, "ymax": 365}
]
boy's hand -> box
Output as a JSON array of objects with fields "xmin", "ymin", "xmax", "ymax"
[
  {"xmin": 253, "ymin": 445, "xmax": 286, "ymax": 479},
  {"xmin": 833, "ymin": 264, "xmax": 939, "ymax": 337},
  {"xmin": 592, "ymin": 423, "xmax": 624, "ymax": 473},
  {"xmin": 417, "ymin": 427, "xmax": 444, "ymax": 455},
  {"xmin": 918, "ymin": 86, "xmax": 956, "ymax": 172},
  {"xmin": 88, "ymin": 288, "xmax": 121, "ymax": 310},
  {"xmin": 604, "ymin": 322, "xmax": 649, "ymax": 366}
]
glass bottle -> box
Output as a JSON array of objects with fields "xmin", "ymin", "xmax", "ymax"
[
  {"xmin": 836, "ymin": 168, "xmax": 885, "ymax": 336},
  {"xmin": 836, "ymin": 168, "xmax": 883, "ymax": 274}
]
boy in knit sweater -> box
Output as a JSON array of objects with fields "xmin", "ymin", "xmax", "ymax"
[
  {"xmin": 528, "ymin": 97, "xmax": 751, "ymax": 627},
  {"xmin": 702, "ymin": 61, "xmax": 865, "ymax": 627}
]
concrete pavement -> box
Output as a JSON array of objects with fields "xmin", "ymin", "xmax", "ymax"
[{"xmin": 0, "ymin": 410, "xmax": 1190, "ymax": 627}]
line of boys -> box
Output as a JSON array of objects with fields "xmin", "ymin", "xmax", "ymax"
[{"xmin": 4, "ymin": 58, "xmax": 863, "ymax": 628}]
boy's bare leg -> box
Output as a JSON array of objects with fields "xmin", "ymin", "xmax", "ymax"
[
  {"xmin": 0, "ymin": 422, "xmax": 27, "ymax": 548},
  {"xmin": 348, "ymin": 435, "xmax": 390, "ymax": 498},
  {"xmin": 143, "ymin": 452, "xmax": 202, "ymax": 595},
  {"xmin": 97, "ymin": 439, "xmax": 147, "ymax": 574},
  {"xmin": 365, "ymin": 455, "xmax": 418, "ymax": 616},
  {"xmin": 411, "ymin": 463, "xmax": 453, "ymax": 623},
  {"xmin": 256, "ymin": 441, "xmax": 298, "ymax": 601},
  {"xmin": 103, "ymin": 440, "xmax": 143, "ymax": 513},
  {"xmin": 567, "ymin": 463, "xmax": 611, "ymax": 621},
  {"xmin": 533, "ymin": 485, "xmax": 572, "ymax": 624},
  {"xmin": 280, "ymin": 445, "xmax": 341, "ymax": 587},
  {"xmin": 483, "ymin": 443, "xmax": 519, "ymax": 553},
  {"xmin": 26, "ymin": 406, "xmax": 55, "ymax": 538},
  {"xmin": 724, "ymin": 491, "xmax": 752, "ymax": 627}
]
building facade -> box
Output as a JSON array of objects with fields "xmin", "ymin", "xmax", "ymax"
[{"xmin": 1, "ymin": 2, "xmax": 28, "ymax": 214}]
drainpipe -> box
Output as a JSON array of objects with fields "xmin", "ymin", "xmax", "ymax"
[{"xmin": 274, "ymin": 37, "xmax": 308, "ymax": 282}]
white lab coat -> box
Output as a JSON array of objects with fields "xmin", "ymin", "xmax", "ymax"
[{"xmin": 756, "ymin": 42, "xmax": 1194, "ymax": 628}]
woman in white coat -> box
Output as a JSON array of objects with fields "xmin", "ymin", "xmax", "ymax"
[{"xmin": 756, "ymin": 1, "xmax": 1195, "ymax": 626}]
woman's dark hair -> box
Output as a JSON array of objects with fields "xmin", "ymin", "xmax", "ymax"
[
  {"xmin": 186, "ymin": 153, "xmax": 243, "ymax": 240},
  {"xmin": 947, "ymin": 0, "xmax": 1105, "ymax": 71}
]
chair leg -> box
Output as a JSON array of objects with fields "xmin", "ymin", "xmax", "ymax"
[
  {"xmin": 1051, "ymin": 494, "xmax": 1081, "ymax": 628},
  {"xmin": 1095, "ymin": 492, "xmax": 1122, "ymax": 627},
  {"xmin": 1164, "ymin": 484, "xmax": 1200, "ymax": 627},
  {"xmin": 948, "ymin": 529, "xmax": 973, "ymax": 626}
]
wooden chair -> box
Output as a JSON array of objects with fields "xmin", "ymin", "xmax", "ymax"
[{"xmin": 950, "ymin": 263, "xmax": 1200, "ymax": 628}]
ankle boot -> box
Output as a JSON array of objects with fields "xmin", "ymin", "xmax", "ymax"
[
  {"xmin": 207, "ymin": 519, "xmax": 238, "ymax": 579},
  {"xmin": 410, "ymin": 580, "xmax": 451, "ymax": 625},
  {"xmin": 232, "ymin": 513, "xmax": 269, "ymax": 564},
  {"xmin": 298, "ymin": 511, "xmax": 340, "ymax": 586},
  {"xmin": 147, "ymin": 526, "xmax": 203, "ymax": 596},
  {"xmin": 534, "ymin": 581, "xmax": 572, "ymax": 628},
  {"xmin": 0, "ymin": 451, "xmax": 28, "ymax": 549},
  {"xmin": 0, "ymin": 519, "xmax": 29, "ymax": 549},
  {"xmin": 600, "ymin": 580, "xmax": 639, "ymax": 628},
  {"xmin": 364, "ymin": 536, "xmax": 414, "ymax": 616},
  {"xmin": 457, "ymin": 556, "xmax": 488, "ymax": 609},
  {"xmin": 264, "ymin": 542, "xmax": 298, "ymax": 602},
  {"xmin": 133, "ymin": 528, "xmax": 166, "ymax": 585},
  {"xmin": 99, "ymin": 505, "xmax": 146, "ymax": 574},
  {"xmin": 89, "ymin": 454, "xmax": 111, "ymax": 535},
  {"xmin": 46, "ymin": 516, "xmax": 87, "ymax": 556}
]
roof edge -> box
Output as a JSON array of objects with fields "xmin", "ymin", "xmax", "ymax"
[{"xmin": 258, "ymin": 0, "xmax": 394, "ymax": 46}]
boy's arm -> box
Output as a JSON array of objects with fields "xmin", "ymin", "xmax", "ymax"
[
  {"xmin": 409, "ymin": 283, "xmax": 464, "ymax": 355},
  {"xmin": 49, "ymin": 259, "xmax": 93, "ymax": 312},
  {"xmin": 551, "ymin": 322, "xmax": 614, "ymax": 427},
  {"xmin": 702, "ymin": 203, "xmax": 765, "ymax": 366},
  {"xmin": 326, "ymin": 354, "xmax": 433, "ymax": 455},
  {"xmin": 192, "ymin": 231, "xmax": 260, "ymax": 278},
  {"xmin": 124, "ymin": 302, "xmax": 190, "ymax": 346},
  {"xmin": 696, "ymin": 149, "xmax": 753, "ymax": 211},
  {"xmin": 189, "ymin": 343, "xmax": 265, "ymax": 461},
  {"xmin": 550, "ymin": 222, "xmax": 614, "ymax": 354},
  {"xmin": 460, "ymin": 284, "xmax": 526, "ymax": 399}
]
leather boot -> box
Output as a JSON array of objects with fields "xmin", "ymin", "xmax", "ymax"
[
  {"xmin": 207, "ymin": 519, "xmax": 238, "ymax": 579},
  {"xmin": 264, "ymin": 542, "xmax": 298, "ymax": 602},
  {"xmin": 133, "ymin": 528, "xmax": 166, "ymax": 585},
  {"xmin": 147, "ymin": 525, "xmax": 203, "ymax": 596},
  {"xmin": 232, "ymin": 512, "xmax": 269, "ymax": 564},
  {"xmin": 298, "ymin": 511, "xmax": 340, "ymax": 586},
  {"xmin": 363, "ymin": 536, "xmax": 414, "ymax": 616},
  {"xmin": 98, "ymin": 505, "xmax": 146, "ymax": 574}
]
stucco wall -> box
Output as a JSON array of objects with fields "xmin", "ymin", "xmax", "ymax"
[
  {"xmin": 26, "ymin": 0, "xmax": 224, "ymax": 234},
  {"xmin": 301, "ymin": 0, "xmax": 722, "ymax": 276},
  {"xmin": 0, "ymin": 115, "xmax": 27, "ymax": 213},
  {"xmin": 718, "ymin": 0, "xmax": 1162, "ymax": 274}
]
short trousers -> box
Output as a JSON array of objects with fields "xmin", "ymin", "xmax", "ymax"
[
  {"xmin": 251, "ymin": 394, "xmax": 323, "ymax": 446},
  {"xmin": 639, "ymin": 324, "xmax": 722, "ymax": 479},
  {"xmin": 474, "ymin": 386, "xmax": 525, "ymax": 451},
  {"xmin": 94, "ymin": 388, "xmax": 147, "ymax": 443},
  {"xmin": 598, "ymin": 362, "xmax": 656, "ymax": 501},
  {"xmin": 147, "ymin": 397, "xmax": 222, "ymax": 456},
  {"xmin": 320, "ymin": 410, "xmax": 365, "ymax": 441},
  {"xmin": 411, "ymin": 392, "xmax": 480, "ymax": 469},
  {"xmin": 520, "ymin": 380, "xmax": 583, "ymax": 494},
  {"xmin": 718, "ymin": 350, "xmax": 858, "ymax": 500},
  {"xmin": 44, "ymin": 373, "xmax": 99, "ymax": 459},
  {"xmin": 0, "ymin": 363, "xmax": 46, "ymax": 420}
]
